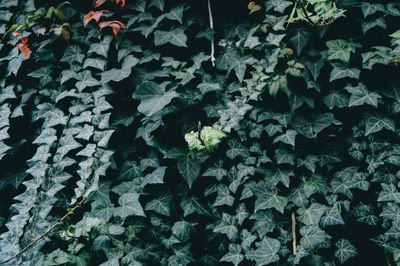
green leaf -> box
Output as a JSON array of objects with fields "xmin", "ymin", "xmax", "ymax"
[
  {"xmin": 273, "ymin": 130, "xmax": 297, "ymax": 146},
  {"xmin": 253, "ymin": 182, "xmax": 288, "ymax": 213},
  {"xmin": 335, "ymin": 239, "xmax": 358, "ymax": 263},
  {"xmin": 291, "ymin": 113, "xmax": 341, "ymax": 138},
  {"xmin": 289, "ymin": 28, "xmax": 311, "ymax": 55},
  {"xmin": 326, "ymin": 39, "xmax": 359, "ymax": 63},
  {"xmin": 246, "ymin": 237, "xmax": 280, "ymax": 265},
  {"xmin": 320, "ymin": 203, "xmax": 345, "ymax": 227},
  {"xmin": 345, "ymin": 83, "xmax": 381, "ymax": 107},
  {"xmin": 102, "ymin": 55, "xmax": 139, "ymax": 83},
  {"xmin": 220, "ymin": 244, "xmax": 243, "ymax": 266},
  {"xmin": 297, "ymin": 203, "xmax": 327, "ymax": 225},
  {"xmin": 145, "ymin": 194, "xmax": 171, "ymax": 216},
  {"xmin": 176, "ymin": 151, "xmax": 205, "ymax": 188},
  {"xmin": 149, "ymin": 0, "xmax": 165, "ymax": 11},
  {"xmin": 61, "ymin": 45, "xmax": 85, "ymax": 65},
  {"xmin": 213, "ymin": 185, "xmax": 234, "ymax": 207},
  {"xmin": 226, "ymin": 139, "xmax": 249, "ymax": 160},
  {"xmin": 171, "ymin": 220, "xmax": 194, "ymax": 242},
  {"xmin": 323, "ymin": 89, "xmax": 349, "ymax": 109},
  {"xmin": 114, "ymin": 193, "xmax": 145, "ymax": 219},
  {"xmin": 154, "ymin": 28, "xmax": 187, "ymax": 47},
  {"xmin": 132, "ymin": 81, "xmax": 178, "ymax": 116},
  {"xmin": 268, "ymin": 0, "xmax": 293, "ymax": 13},
  {"xmin": 250, "ymin": 210, "xmax": 275, "ymax": 237},
  {"xmin": 378, "ymin": 183, "xmax": 400, "ymax": 203},
  {"xmin": 202, "ymin": 160, "xmax": 227, "ymax": 181},
  {"xmin": 76, "ymin": 70, "xmax": 99, "ymax": 92},
  {"xmin": 329, "ymin": 63, "xmax": 360, "ymax": 82},
  {"xmin": 364, "ymin": 113, "xmax": 395, "ymax": 136},
  {"xmin": 180, "ymin": 196, "xmax": 211, "ymax": 217},
  {"xmin": 185, "ymin": 127, "xmax": 226, "ymax": 151},
  {"xmin": 213, "ymin": 213, "xmax": 238, "ymax": 241},
  {"xmin": 88, "ymin": 36, "xmax": 112, "ymax": 58},
  {"xmin": 165, "ymin": 6, "xmax": 184, "ymax": 24},
  {"xmin": 300, "ymin": 224, "xmax": 331, "ymax": 250}
]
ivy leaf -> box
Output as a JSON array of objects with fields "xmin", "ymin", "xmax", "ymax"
[
  {"xmin": 114, "ymin": 192, "xmax": 145, "ymax": 219},
  {"xmin": 253, "ymin": 182, "xmax": 288, "ymax": 213},
  {"xmin": 268, "ymin": 0, "xmax": 293, "ymax": 13},
  {"xmin": 345, "ymin": 83, "xmax": 381, "ymax": 107},
  {"xmin": 300, "ymin": 224, "xmax": 331, "ymax": 250},
  {"xmin": 326, "ymin": 39, "xmax": 359, "ymax": 63},
  {"xmin": 297, "ymin": 203, "xmax": 327, "ymax": 225},
  {"xmin": 250, "ymin": 210, "xmax": 275, "ymax": 237},
  {"xmin": 364, "ymin": 113, "xmax": 395, "ymax": 136},
  {"xmin": 226, "ymin": 139, "xmax": 249, "ymax": 160},
  {"xmin": 377, "ymin": 183, "xmax": 400, "ymax": 203},
  {"xmin": 220, "ymin": 244, "xmax": 243, "ymax": 266},
  {"xmin": 76, "ymin": 70, "xmax": 99, "ymax": 92},
  {"xmin": 145, "ymin": 194, "xmax": 171, "ymax": 216},
  {"xmin": 149, "ymin": 0, "xmax": 165, "ymax": 11},
  {"xmin": 60, "ymin": 45, "xmax": 85, "ymax": 64},
  {"xmin": 323, "ymin": 89, "xmax": 349, "ymax": 109},
  {"xmin": 176, "ymin": 150, "xmax": 207, "ymax": 188},
  {"xmin": 320, "ymin": 203, "xmax": 345, "ymax": 227},
  {"xmin": 165, "ymin": 6, "xmax": 184, "ymax": 24},
  {"xmin": 202, "ymin": 160, "xmax": 227, "ymax": 181},
  {"xmin": 289, "ymin": 28, "xmax": 311, "ymax": 55},
  {"xmin": 88, "ymin": 36, "xmax": 113, "ymax": 58},
  {"xmin": 335, "ymin": 239, "xmax": 358, "ymax": 263},
  {"xmin": 132, "ymin": 81, "xmax": 178, "ymax": 116},
  {"xmin": 273, "ymin": 130, "xmax": 297, "ymax": 146},
  {"xmin": 213, "ymin": 185, "xmax": 235, "ymax": 207},
  {"xmin": 213, "ymin": 213, "xmax": 238, "ymax": 241},
  {"xmin": 329, "ymin": 63, "xmax": 360, "ymax": 82},
  {"xmin": 154, "ymin": 28, "xmax": 187, "ymax": 47},
  {"xmin": 246, "ymin": 237, "xmax": 280, "ymax": 265},
  {"xmin": 291, "ymin": 113, "xmax": 341, "ymax": 138},
  {"xmin": 142, "ymin": 166, "xmax": 166, "ymax": 186},
  {"xmin": 181, "ymin": 196, "xmax": 211, "ymax": 217}
]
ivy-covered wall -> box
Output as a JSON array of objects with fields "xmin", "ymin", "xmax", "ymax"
[{"xmin": 0, "ymin": 0, "xmax": 400, "ymax": 265}]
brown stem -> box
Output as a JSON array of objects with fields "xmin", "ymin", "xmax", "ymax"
[
  {"xmin": 297, "ymin": 0, "xmax": 318, "ymax": 27},
  {"xmin": 0, "ymin": 197, "xmax": 86, "ymax": 265},
  {"xmin": 291, "ymin": 210, "xmax": 297, "ymax": 255}
]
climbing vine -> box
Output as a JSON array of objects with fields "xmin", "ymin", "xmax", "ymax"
[{"xmin": 0, "ymin": 0, "xmax": 400, "ymax": 265}]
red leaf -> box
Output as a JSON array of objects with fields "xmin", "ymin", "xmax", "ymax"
[
  {"xmin": 17, "ymin": 39, "xmax": 30, "ymax": 60},
  {"xmin": 99, "ymin": 20, "xmax": 126, "ymax": 36},
  {"xmin": 37, "ymin": 27, "xmax": 47, "ymax": 35},
  {"xmin": 95, "ymin": 0, "xmax": 107, "ymax": 7},
  {"xmin": 113, "ymin": 0, "xmax": 125, "ymax": 6},
  {"xmin": 83, "ymin": 10, "xmax": 109, "ymax": 27}
]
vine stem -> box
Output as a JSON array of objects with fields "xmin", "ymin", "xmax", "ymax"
[
  {"xmin": 0, "ymin": 197, "xmax": 87, "ymax": 265},
  {"xmin": 291, "ymin": 210, "xmax": 297, "ymax": 255},
  {"xmin": 207, "ymin": 0, "xmax": 215, "ymax": 66},
  {"xmin": 297, "ymin": 0, "xmax": 318, "ymax": 27}
]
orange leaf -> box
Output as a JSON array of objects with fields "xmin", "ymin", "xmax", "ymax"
[
  {"xmin": 95, "ymin": 0, "xmax": 107, "ymax": 7},
  {"xmin": 17, "ymin": 39, "xmax": 30, "ymax": 60},
  {"xmin": 83, "ymin": 10, "xmax": 109, "ymax": 27},
  {"xmin": 99, "ymin": 20, "xmax": 126, "ymax": 36},
  {"xmin": 12, "ymin": 31, "xmax": 22, "ymax": 37}
]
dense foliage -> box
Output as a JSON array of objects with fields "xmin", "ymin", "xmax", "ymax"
[{"xmin": 0, "ymin": 0, "xmax": 400, "ymax": 265}]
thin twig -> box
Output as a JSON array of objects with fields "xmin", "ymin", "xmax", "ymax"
[
  {"xmin": 297, "ymin": 0, "xmax": 318, "ymax": 27},
  {"xmin": 291, "ymin": 210, "xmax": 297, "ymax": 255},
  {"xmin": 207, "ymin": 0, "xmax": 215, "ymax": 66},
  {"xmin": 0, "ymin": 197, "xmax": 87, "ymax": 265}
]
